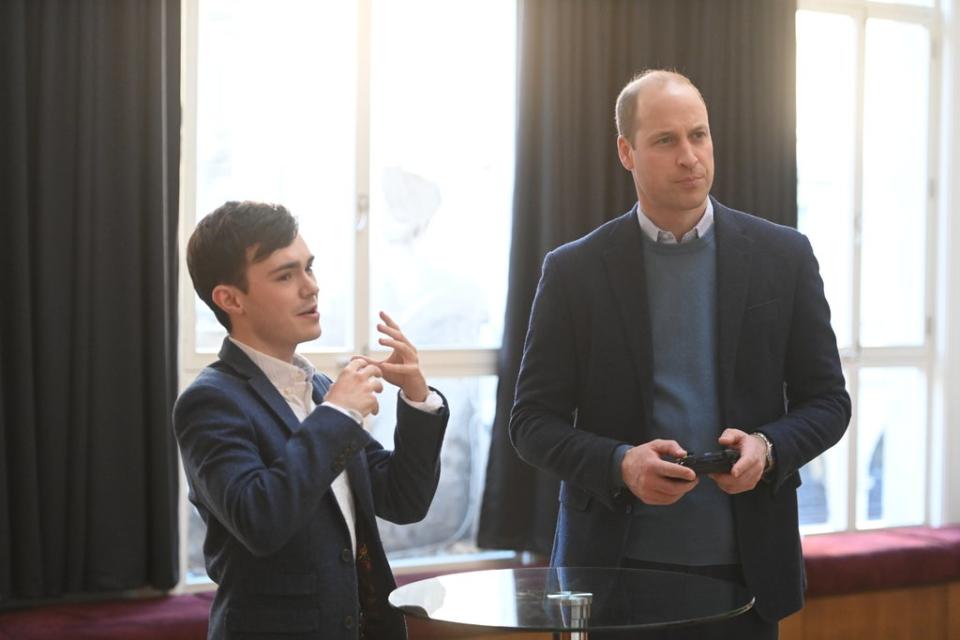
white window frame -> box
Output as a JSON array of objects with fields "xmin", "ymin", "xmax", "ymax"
[
  {"xmin": 934, "ymin": 0, "xmax": 960, "ymax": 526},
  {"xmin": 797, "ymin": 0, "xmax": 947, "ymax": 533},
  {"xmin": 175, "ymin": 0, "xmax": 510, "ymax": 591}
]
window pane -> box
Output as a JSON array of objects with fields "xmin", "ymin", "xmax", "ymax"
[
  {"xmin": 798, "ymin": 365, "xmax": 851, "ymax": 533},
  {"xmin": 856, "ymin": 367, "xmax": 926, "ymax": 528},
  {"xmin": 194, "ymin": 0, "xmax": 357, "ymax": 352},
  {"xmin": 368, "ymin": 0, "xmax": 515, "ymax": 349},
  {"xmin": 185, "ymin": 504, "xmax": 208, "ymax": 584},
  {"xmin": 860, "ymin": 19, "xmax": 929, "ymax": 347},
  {"xmin": 370, "ymin": 376, "xmax": 497, "ymax": 558},
  {"xmin": 798, "ymin": 434, "xmax": 849, "ymax": 532},
  {"xmin": 796, "ymin": 11, "xmax": 856, "ymax": 350}
]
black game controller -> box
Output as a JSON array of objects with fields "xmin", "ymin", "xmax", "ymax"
[{"xmin": 669, "ymin": 449, "xmax": 740, "ymax": 475}]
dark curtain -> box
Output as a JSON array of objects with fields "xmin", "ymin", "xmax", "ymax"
[
  {"xmin": 478, "ymin": 0, "xmax": 797, "ymax": 554},
  {"xmin": 0, "ymin": 1, "xmax": 181, "ymax": 601}
]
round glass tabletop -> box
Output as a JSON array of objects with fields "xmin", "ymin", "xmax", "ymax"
[{"xmin": 389, "ymin": 567, "xmax": 755, "ymax": 632}]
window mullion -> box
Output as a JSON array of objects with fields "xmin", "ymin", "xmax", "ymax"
[
  {"xmin": 354, "ymin": 0, "xmax": 373, "ymax": 359},
  {"xmin": 923, "ymin": 13, "xmax": 942, "ymax": 526},
  {"xmin": 177, "ymin": 0, "xmax": 202, "ymax": 590},
  {"xmin": 847, "ymin": 8, "xmax": 868, "ymax": 532}
]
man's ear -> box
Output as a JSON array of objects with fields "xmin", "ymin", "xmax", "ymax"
[
  {"xmin": 617, "ymin": 135, "xmax": 635, "ymax": 171},
  {"xmin": 212, "ymin": 284, "xmax": 244, "ymax": 318}
]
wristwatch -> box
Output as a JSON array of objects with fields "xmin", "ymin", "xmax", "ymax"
[{"xmin": 751, "ymin": 431, "xmax": 775, "ymax": 473}]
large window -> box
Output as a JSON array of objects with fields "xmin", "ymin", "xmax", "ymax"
[
  {"xmin": 179, "ymin": 0, "xmax": 516, "ymax": 584},
  {"xmin": 795, "ymin": 0, "xmax": 939, "ymax": 532}
]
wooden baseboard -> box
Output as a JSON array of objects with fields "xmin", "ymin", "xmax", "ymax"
[{"xmin": 780, "ymin": 582, "xmax": 959, "ymax": 640}]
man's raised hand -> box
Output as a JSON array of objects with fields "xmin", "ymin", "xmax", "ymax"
[
  {"xmin": 351, "ymin": 311, "xmax": 429, "ymax": 402},
  {"xmin": 325, "ymin": 359, "xmax": 383, "ymax": 417}
]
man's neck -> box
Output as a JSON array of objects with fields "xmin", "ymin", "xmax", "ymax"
[
  {"xmin": 228, "ymin": 331, "xmax": 296, "ymax": 364},
  {"xmin": 641, "ymin": 202, "xmax": 707, "ymax": 241}
]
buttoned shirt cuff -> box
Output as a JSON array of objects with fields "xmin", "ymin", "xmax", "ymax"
[
  {"xmin": 322, "ymin": 401, "xmax": 364, "ymax": 425},
  {"xmin": 611, "ymin": 444, "xmax": 632, "ymax": 489},
  {"xmin": 400, "ymin": 389, "xmax": 444, "ymax": 414}
]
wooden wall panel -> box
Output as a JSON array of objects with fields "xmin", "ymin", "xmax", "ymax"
[
  {"xmin": 779, "ymin": 608, "xmax": 804, "ymax": 640},
  {"xmin": 947, "ymin": 583, "xmax": 960, "ymax": 640},
  {"xmin": 800, "ymin": 585, "xmax": 948, "ymax": 640}
]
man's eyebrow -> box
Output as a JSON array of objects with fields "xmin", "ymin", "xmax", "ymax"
[
  {"xmin": 266, "ymin": 260, "xmax": 301, "ymax": 275},
  {"xmin": 648, "ymin": 129, "xmax": 674, "ymax": 138}
]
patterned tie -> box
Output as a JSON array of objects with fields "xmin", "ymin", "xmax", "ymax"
[{"xmin": 354, "ymin": 519, "xmax": 385, "ymax": 639}]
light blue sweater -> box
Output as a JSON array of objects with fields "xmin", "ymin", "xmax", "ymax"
[{"xmin": 621, "ymin": 225, "xmax": 739, "ymax": 566}]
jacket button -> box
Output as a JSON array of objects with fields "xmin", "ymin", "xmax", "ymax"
[
  {"xmin": 343, "ymin": 615, "xmax": 354, "ymax": 629},
  {"xmin": 340, "ymin": 548, "xmax": 352, "ymax": 563}
]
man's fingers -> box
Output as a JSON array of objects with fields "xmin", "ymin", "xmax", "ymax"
[
  {"xmin": 379, "ymin": 362, "xmax": 415, "ymax": 374},
  {"xmin": 378, "ymin": 337, "xmax": 417, "ymax": 359},
  {"xmin": 659, "ymin": 475, "xmax": 698, "ymax": 493},
  {"xmin": 379, "ymin": 311, "xmax": 401, "ymax": 331},
  {"xmin": 648, "ymin": 439, "xmax": 687, "ymax": 459},
  {"xmin": 358, "ymin": 364, "xmax": 383, "ymax": 379},
  {"xmin": 345, "ymin": 357, "xmax": 367, "ymax": 372},
  {"xmin": 658, "ymin": 459, "xmax": 696, "ymax": 482},
  {"xmin": 718, "ymin": 428, "xmax": 746, "ymax": 446},
  {"xmin": 371, "ymin": 379, "xmax": 384, "ymax": 394},
  {"xmin": 377, "ymin": 322, "xmax": 406, "ymax": 341}
]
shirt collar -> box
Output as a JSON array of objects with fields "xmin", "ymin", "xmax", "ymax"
[
  {"xmin": 228, "ymin": 337, "xmax": 315, "ymax": 388},
  {"xmin": 636, "ymin": 198, "xmax": 714, "ymax": 244}
]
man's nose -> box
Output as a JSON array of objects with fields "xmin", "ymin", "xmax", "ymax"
[
  {"xmin": 677, "ymin": 141, "xmax": 698, "ymax": 167},
  {"xmin": 302, "ymin": 275, "xmax": 319, "ymax": 296}
]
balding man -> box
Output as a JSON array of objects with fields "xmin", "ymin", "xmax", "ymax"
[{"xmin": 510, "ymin": 70, "xmax": 850, "ymax": 638}]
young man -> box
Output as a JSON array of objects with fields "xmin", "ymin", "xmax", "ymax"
[
  {"xmin": 175, "ymin": 201, "xmax": 449, "ymax": 640},
  {"xmin": 510, "ymin": 71, "xmax": 850, "ymax": 638}
]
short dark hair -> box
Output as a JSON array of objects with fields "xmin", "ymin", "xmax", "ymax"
[{"xmin": 186, "ymin": 201, "xmax": 298, "ymax": 331}]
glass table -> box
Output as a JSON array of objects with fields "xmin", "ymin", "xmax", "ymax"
[{"xmin": 389, "ymin": 567, "xmax": 754, "ymax": 639}]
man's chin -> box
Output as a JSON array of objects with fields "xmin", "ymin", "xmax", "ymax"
[
  {"xmin": 294, "ymin": 323, "xmax": 322, "ymax": 345},
  {"xmin": 674, "ymin": 193, "xmax": 710, "ymax": 214}
]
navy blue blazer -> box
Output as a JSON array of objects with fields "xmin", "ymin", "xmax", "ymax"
[
  {"xmin": 174, "ymin": 338, "xmax": 448, "ymax": 639},
  {"xmin": 510, "ymin": 200, "xmax": 851, "ymax": 622}
]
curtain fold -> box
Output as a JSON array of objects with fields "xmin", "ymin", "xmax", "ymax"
[
  {"xmin": 0, "ymin": 0, "xmax": 181, "ymax": 601},
  {"xmin": 478, "ymin": 0, "xmax": 797, "ymax": 554}
]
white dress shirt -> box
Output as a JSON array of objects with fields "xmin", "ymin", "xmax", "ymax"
[{"xmin": 636, "ymin": 198, "xmax": 715, "ymax": 244}]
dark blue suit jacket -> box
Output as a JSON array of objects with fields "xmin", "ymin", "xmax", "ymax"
[
  {"xmin": 510, "ymin": 200, "xmax": 851, "ymax": 622},
  {"xmin": 174, "ymin": 339, "xmax": 448, "ymax": 639}
]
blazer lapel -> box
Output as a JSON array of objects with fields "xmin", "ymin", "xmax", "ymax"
[
  {"xmin": 714, "ymin": 204, "xmax": 753, "ymax": 423},
  {"xmin": 310, "ymin": 374, "xmax": 332, "ymax": 406},
  {"xmin": 600, "ymin": 209, "xmax": 655, "ymax": 427},
  {"xmin": 217, "ymin": 338, "xmax": 302, "ymax": 436}
]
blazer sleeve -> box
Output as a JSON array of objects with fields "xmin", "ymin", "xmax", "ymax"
[
  {"xmin": 758, "ymin": 235, "xmax": 852, "ymax": 491},
  {"xmin": 510, "ymin": 250, "xmax": 628, "ymax": 507},
  {"xmin": 365, "ymin": 388, "xmax": 449, "ymax": 524},
  {"xmin": 174, "ymin": 381, "xmax": 374, "ymax": 557}
]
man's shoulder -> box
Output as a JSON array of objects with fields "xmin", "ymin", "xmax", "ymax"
[
  {"xmin": 175, "ymin": 359, "xmax": 249, "ymax": 410},
  {"xmin": 549, "ymin": 209, "xmax": 636, "ymax": 261},
  {"xmin": 715, "ymin": 201, "xmax": 808, "ymax": 250}
]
